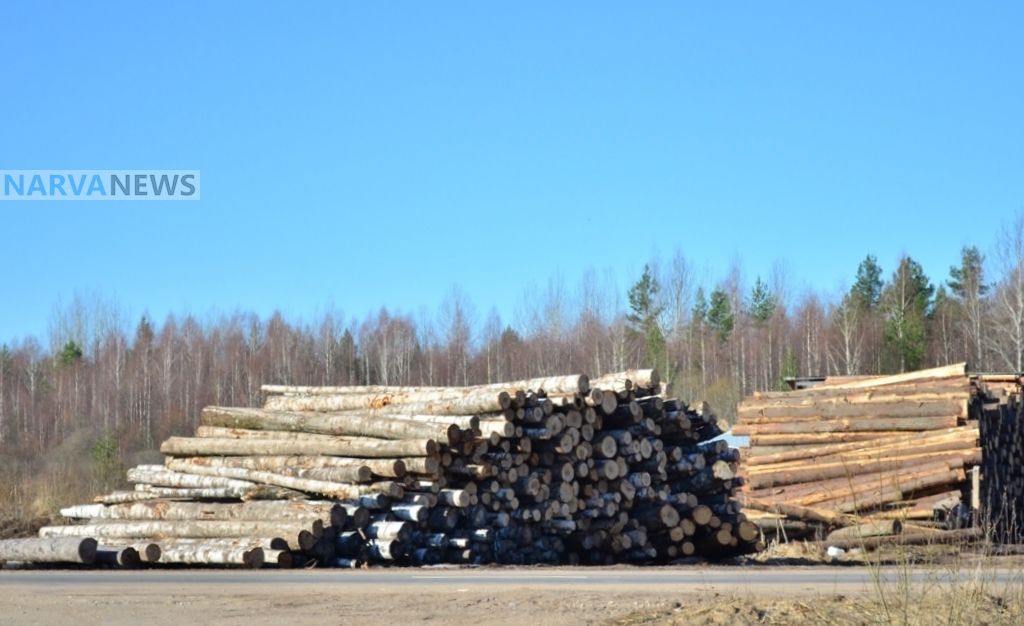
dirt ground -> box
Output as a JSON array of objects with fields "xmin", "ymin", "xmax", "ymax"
[
  {"xmin": 2, "ymin": 566, "xmax": 1024, "ymax": 626},
  {"xmin": 3, "ymin": 585, "xmax": 1023, "ymax": 626}
]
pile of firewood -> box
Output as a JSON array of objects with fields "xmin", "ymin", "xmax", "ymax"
[
  {"xmin": 734, "ymin": 363, "xmax": 1022, "ymax": 548},
  {"xmin": 0, "ymin": 369, "xmax": 762, "ymax": 568}
]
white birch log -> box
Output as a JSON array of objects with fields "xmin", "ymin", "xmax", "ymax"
[
  {"xmin": 62, "ymin": 500, "xmax": 346, "ymax": 527},
  {"xmin": 200, "ymin": 407, "xmax": 461, "ymax": 445},
  {"xmin": 126, "ymin": 467, "xmax": 257, "ymax": 491},
  {"xmin": 164, "ymin": 459, "xmax": 402, "ymax": 499},
  {"xmin": 169, "ymin": 455, "xmax": 404, "ymax": 480},
  {"xmin": 265, "ymin": 392, "xmax": 509, "ymax": 416},
  {"xmin": 157, "ymin": 544, "xmax": 265, "ymax": 568},
  {"xmin": 39, "ymin": 520, "xmax": 321, "ymax": 551},
  {"xmin": 160, "ymin": 436, "xmax": 437, "ymax": 458},
  {"xmin": 0, "ymin": 538, "xmax": 98, "ymax": 564}
]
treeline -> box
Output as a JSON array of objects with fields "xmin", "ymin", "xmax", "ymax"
[{"xmin": 2, "ymin": 213, "xmax": 1023, "ymax": 455}]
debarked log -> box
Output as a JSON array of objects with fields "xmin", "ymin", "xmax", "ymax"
[
  {"xmin": 732, "ymin": 415, "xmax": 959, "ymax": 436},
  {"xmin": 826, "ymin": 520, "xmax": 903, "ymax": 542}
]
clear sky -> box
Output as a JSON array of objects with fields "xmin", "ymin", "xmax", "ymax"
[{"xmin": 2, "ymin": 2, "xmax": 1022, "ymax": 344}]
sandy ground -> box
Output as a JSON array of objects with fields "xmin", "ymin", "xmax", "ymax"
[
  {"xmin": 1, "ymin": 585, "xmax": 677, "ymax": 626},
  {"xmin": 2, "ymin": 566, "xmax": 1024, "ymax": 626}
]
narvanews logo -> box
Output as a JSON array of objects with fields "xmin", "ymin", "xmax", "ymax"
[{"xmin": 1, "ymin": 171, "xmax": 200, "ymax": 200}]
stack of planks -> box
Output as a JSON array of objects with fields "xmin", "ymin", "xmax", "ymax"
[
  {"xmin": 3, "ymin": 369, "xmax": 762, "ymax": 568},
  {"xmin": 734, "ymin": 363, "xmax": 1023, "ymax": 548}
]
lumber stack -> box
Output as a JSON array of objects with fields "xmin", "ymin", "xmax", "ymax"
[
  {"xmin": 735, "ymin": 363, "xmax": 1024, "ymax": 548},
  {"xmin": 7, "ymin": 369, "xmax": 762, "ymax": 568}
]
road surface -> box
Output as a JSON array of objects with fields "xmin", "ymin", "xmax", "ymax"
[{"xmin": 1, "ymin": 567, "xmax": 1020, "ymax": 626}]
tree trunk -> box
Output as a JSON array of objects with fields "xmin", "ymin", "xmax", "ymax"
[
  {"xmin": 126, "ymin": 467, "xmax": 256, "ymax": 491},
  {"xmin": 826, "ymin": 520, "xmax": 903, "ymax": 542},
  {"xmin": 157, "ymin": 544, "xmax": 265, "ymax": 568},
  {"xmin": 265, "ymin": 392, "xmax": 510, "ymax": 416},
  {"xmin": 95, "ymin": 546, "xmax": 142, "ymax": 569},
  {"xmin": 161, "ymin": 436, "xmax": 438, "ymax": 458},
  {"xmin": 164, "ymin": 459, "xmax": 403, "ymax": 499},
  {"xmin": 39, "ymin": 520, "xmax": 321, "ymax": 551},
  {"xmin": 732, "ymin": 415, "xmax": 959, "ymax": 436},
  {"xmin": 201, "ymin": 406, "xmax": 461, "ymax": 445},
  {"xmin": 169, "ymin": 454, "xmax": 405, "ymax": 480},
  {"xmin": 0, "ymin": 537, "xmax": 97, "ymax": 564},
  {"xmin": 62, "ymin": 500, "xmax": 347, "ymax": 528}
]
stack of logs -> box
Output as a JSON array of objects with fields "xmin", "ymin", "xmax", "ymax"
[
  {"xmin": 978, "ymin": 374, "xmax": 1024, "ymax": 543},
  {"xmin": 1, "ymin": 369, "xmax": 762, "ymax": 568},
  {"xmin": 734, "ymin": 362, "xmax": 1023, "ymax": 548}
]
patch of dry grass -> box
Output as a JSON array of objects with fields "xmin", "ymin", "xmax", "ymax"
[{"xmin": 0, "ymin": 429, "xmax": 134, "ymax": 539}]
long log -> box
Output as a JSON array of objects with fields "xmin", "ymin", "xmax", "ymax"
[
  {"xmin": 748, "ymin": 460, "xmax": 962, "ymax": 505},
  {"xmin": 201, "ymin": 407, "xmax": 460, "ymax": 444},
  {"xmin": 804, "ymin": 364, "xmax": 966, "ymax": 391},
  {"xmin": 0, "ymin": 538, "xmax": 98, "ymax": 564},
  {"xmin": 39, "ymin": 520, "xmax": 321, "ymax": 551},
  {"xmin": 157, "ymin": 544, "xmax": 265, "ymax": 568},
  {"xmin": 826, "ymin": 520, "xmax": 903, "ymax": 542},
  {"xmin": 126, "ymin": 467, "xmax": 256, "ymax": 491},
  {"xmin": 745, "ymin": 449, "xmax": 980, "ymax": 489},
  {"xmin": 164, "ymin": 459, "xmax": 401, "ymax": 499},
  {"xmin": 61, "ymin": 500, "xmax": 347, "ymax": 527},
  {"xmin": 466, "ymin": 374, "xmax": 590, "ymax": 395},
  {"xmin": 819, "ymin": 468, "xmax": 967, "ymax": 514},
  {"xmin": 740, "ymin": 496, "xmax": 852, "ymax": 527},
  {"xmin": 265, "ymin": 392, "xmax": 510, "ymax": 416},
  {"xmin": 744, "ymin": 427, "xmax": 978, "ymax": 466},
  {"xmin": 738, "ymin": 400, "xmax": 968, "ymax": 421},
  {"xmin": 739, "ymin": 386, "xmax": 971, "ymax": 411},
  {"xmin": 816, "ymin": 526, "xmax": 983, "ymax": 551},
  {"xmin": 263, "ymin": 384, "xmax": 449, "ymax": 395},
  {"xmin": 167, "ymin": 455, "xmax": 373, "ymax": 483},
  {"xmin": 130, "ymin": 485, "xmax": 306, "ymax": 501},
  {"xmin": 169, "ymin": 454, "xmax": 406, "ymax": 479},
  {"xmin": 160, "ymin": 436, "xmax": 437, "ymax": 458},
  {"xmin": 590, "ymin": 370, "xmax": 660, "ymax": 392},
  {"xmin": 745, "ymin": 432, "xmax": 925, "ymax": 448},
  {"xmin": 733, "ymin": 415, "xmax": 959, "ymax": 436},
  {"xmin": 744, "ymin": 446, "xmax": 979, "ymax": 481}
]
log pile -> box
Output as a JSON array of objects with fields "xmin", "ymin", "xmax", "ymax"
[
  {"xmin": 5, "ymin": 369, "xmax": 762, "ymax": 568},
  {"xmin": 735, "ymin": 362, "xmax": 1023, "ymax": 548},
  {"xmin": 977, "ymin": 375, "xmax": 1024, "ymax": 543}
]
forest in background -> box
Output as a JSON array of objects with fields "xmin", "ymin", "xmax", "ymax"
[{"xmin": 1, "ymin": 213, "xmax": 1024, "ymax": 479}]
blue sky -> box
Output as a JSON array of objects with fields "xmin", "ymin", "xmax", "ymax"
[{"xmin": 2, "ymin": 2, "xmax": 1021, "ymax": 343}]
